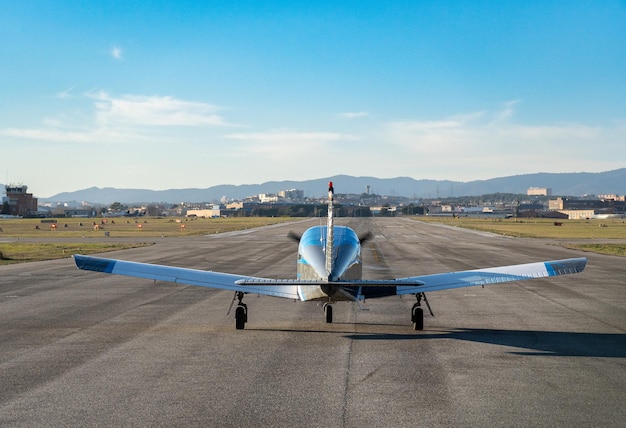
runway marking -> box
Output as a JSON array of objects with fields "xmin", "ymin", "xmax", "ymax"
[{"xmin": 370, "ymin": 246, "xmax": 383, "ymax": 263}]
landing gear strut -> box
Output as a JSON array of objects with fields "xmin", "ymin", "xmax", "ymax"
[
  {"xmin": 323, "ymin": 303, "xmax": 333, "ymax": 323},
  {"xmin": 411, "ymin": 293, "xmax": 433, "ymax": 331},
  {"xmin": 232, "ymin": 291, "xmax": 248, "ymax": 330}
]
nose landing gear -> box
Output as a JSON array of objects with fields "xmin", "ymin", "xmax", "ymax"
[{"xmin": 323, "ymin": 302, "xmax": 333, "ymax": 323}]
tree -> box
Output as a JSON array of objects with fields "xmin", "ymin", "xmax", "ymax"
[
  {"xmin": 146, "ymin": 204, "xmax": 160, "ymax": 216},
  {"xmin": 109, "ymin": 202, "xmax": 127, "ymax": 212}
]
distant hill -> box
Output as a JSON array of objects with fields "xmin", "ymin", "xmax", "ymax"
[{"xmin": 35, "ymin": 168, "xmax": 626, "ymax": 205}]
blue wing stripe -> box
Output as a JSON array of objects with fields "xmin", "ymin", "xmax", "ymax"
[{"xmin": 75, "ymin": 255, "xmax": 116, "ymax": 273}]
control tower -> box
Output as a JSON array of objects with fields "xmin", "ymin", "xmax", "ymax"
[{"xmin": 3, "ymin": 184, "xmax": 38, "ymax": 216}]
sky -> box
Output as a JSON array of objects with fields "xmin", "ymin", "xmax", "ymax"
[{"xmin": 1, "ymin": 0, "xmax": 625, "ymax": 198}]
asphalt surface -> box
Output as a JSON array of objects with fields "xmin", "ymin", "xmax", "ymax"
[{"xmin": 1, "ymin": 217, "xmax": 625, "ymax": 427}]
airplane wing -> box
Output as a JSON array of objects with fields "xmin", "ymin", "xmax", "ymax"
[
  {"xmin": 74, "ymin": 254, "xmax": 586, "ymax": 300},
  {"xmin": 394, "ymin": 257, "xmax": 587, "ymax": 295},
  {"xmin": 73, "ymin": 254, "xmax": 300, "ymax": 299}
]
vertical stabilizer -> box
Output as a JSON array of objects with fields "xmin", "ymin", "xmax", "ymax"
[{"xmin": 325, "ymin": 181, "xmax": 334, "ymax": 279}]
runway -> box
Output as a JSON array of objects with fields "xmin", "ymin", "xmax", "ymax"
[{"xmin": 1, "ymin": 217, "xmax": 624, "ymax": 426}]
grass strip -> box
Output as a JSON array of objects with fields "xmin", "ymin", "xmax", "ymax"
[
  {"xmin": 0, "ymin": 242, "xmax": 151, "ymax": 265},
  {"xmin": 562, "ymin": 244, "xmax": 626, "ymax": 257},
  {"xmin": 415, "ymin": 216, "xmax": 626, "ymax": 239}
]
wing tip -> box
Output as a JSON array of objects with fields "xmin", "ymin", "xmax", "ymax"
[
  {"xmin": 545, "ymin": 257, "xmax": 587, "ymax": 276},
  {"xmin": 73, "ymin": 254, "xmax": 116, "ymax": 273}
]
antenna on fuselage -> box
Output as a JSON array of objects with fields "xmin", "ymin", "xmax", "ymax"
[{"xmin": 325, "ymin": 181, "xmax": 334, "ymax": 279}]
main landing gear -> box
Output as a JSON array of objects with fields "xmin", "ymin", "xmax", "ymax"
[
  {"xmin": 229, "ymin": 291, "xmax": 248, "ymax": 330},
  {"xmin": 412, "ymin": 293, "xmax": 433, "ymax": 331}
]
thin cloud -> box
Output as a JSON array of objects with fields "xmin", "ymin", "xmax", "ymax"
[
  {"xmin": 227, "ymin": 130, "xmax": 357, "ymax": 143},
  {"xmin": 380, "ymin": 103, "xmax": 625, "ymax": 179},
  {"xmin": 338, "ymin": 111, "xmax": 369, "ymax": 119},
  {"xmin": 0, "ymin": 125, "xmax": 143, "ymax": 144},
  {"xmin": 225, "ymin": 130, "xmax": 360, "ymax": 162},
  {"xmin": 111, "ymin": 46, "xmax": 123, "ymax": 60},
  {"xmin": 89, "ymin": 91, "xmax": 229, "ymax": 127},
  {"xmin": 490, "ymin": 100, "xmax": 519, "ymax": 124},
  {"xmin": 0, "ymin": 91, "xmax": 231, "ymax": 144},
  {"xmin": 55, "ymin": 86, "xmax": 76, "ymax": 99}
]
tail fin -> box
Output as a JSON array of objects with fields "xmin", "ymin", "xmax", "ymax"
[{"xmin": 325, "ymin": 181, "xmax": 334, "ymax": 278}]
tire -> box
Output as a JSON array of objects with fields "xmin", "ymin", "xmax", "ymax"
[
  {"xmin": 235, "ymin": 306, "xmax": 246, "ymax": 330},
  {"xmin": 324, "ymin": 304, "xmax": 333, "ymax": 324},
  {"xmin": 412, "ymin": 306, "xmax": 424, "ymax": 331}
]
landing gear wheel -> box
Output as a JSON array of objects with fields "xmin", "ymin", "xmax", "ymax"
[
  {"xmin": 235, "ymin": 305, "xmax": 247, "ymax": 330},
  {"xmin": 324, "ymin": 303, "xmax": 333, "ymax": 324},
  {"xmin": 231, "ymin": 291, "xmax": 248, "ymax": 330},
  {"xmin": 411, "ymin": 305, "xmax": 424, "ymax": 331}
]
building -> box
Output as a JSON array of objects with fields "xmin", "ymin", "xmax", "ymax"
[
  {"xmin": 226, "ymin": 201, "xmax": 244, "ymax": 210},
  {"xmin": 64, "ymin": 208, "xmax": 97, "ymax": 217},
  {"xmin": 598, "ymin": 194, "xmax": 625, "ymax": 202},
  {"xmin": 259, "ymin": 193, "xmax": 279, "ymax": 203},
  {"xmin": 548, "ymin": 197, "xmax": 564, "ymax": 211},
  {"xmin": 558, "ymin": 209, "xmax": 596, "ymax": 220},
  {"xmin": 549, "ymin": 197, "xmax": 609, "ymax": 211},
  {"xmin": 548, "ymin": 196, "xmax": 625, "ymax": 219},
  {"xmin": 278, "ymin": 189, "xmax": 304, "ymax": 201},
  {"xmin": 3, "ymin": 185, "xmax": 38, "ymax": 216},
  {"xmin": 187, "ymin": 206, "xmax": 221, "ymax": 218},
  {"xmin": 527, "ymin": 187, "xmax": 552, "ymax": 196}
]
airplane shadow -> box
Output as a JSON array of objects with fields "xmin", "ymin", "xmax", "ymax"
[
  {"xmin": 250, "ymin": 325, "xmax": 625, "ymax": 357},
  {"xmin": 344, "ymin": 328, "xmax": 626, "ymax": 358}
]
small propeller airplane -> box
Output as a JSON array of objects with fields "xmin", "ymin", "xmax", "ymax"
[{"xmin": 73, "ymin": 182, "xmax": 587, "ymax": 330}]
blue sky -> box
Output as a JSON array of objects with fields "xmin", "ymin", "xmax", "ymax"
[{"xmin": 1, "ymin": 1, "xmax": 625, "ymax": 197}]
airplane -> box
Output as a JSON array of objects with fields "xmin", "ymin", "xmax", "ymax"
[{"xmin": 73, "ymin": 182, "xmax": 587, "ymax": 330}]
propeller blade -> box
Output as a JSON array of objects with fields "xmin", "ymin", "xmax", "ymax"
[
  {"xmin": 358, "ymin": 231, "xmax": 373, "ymax": 245},
  {"xmin": 287, "ymin": 231, "xmax": 302, "ymax": 243}
]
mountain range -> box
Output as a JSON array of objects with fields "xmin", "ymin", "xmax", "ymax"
[{"xmin": 23, "ymin": 168, "xmax": 626, "ymax": 205}]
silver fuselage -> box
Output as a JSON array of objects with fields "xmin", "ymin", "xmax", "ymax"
[{"xmin": 296, "ymin": 225, "xmax": 363, "ymax": 301}]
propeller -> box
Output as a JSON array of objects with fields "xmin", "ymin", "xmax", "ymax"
[
  {"xmin": 287, "ymin": 231, "xmax": 302, "ymax": 243},
  {"xmin": 358, "ymin": 231, "xmax": 373, "ymax": 245},
  {"xmin": 290, "ymin": 230, "xmax": 372, "ymax": 245}
]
